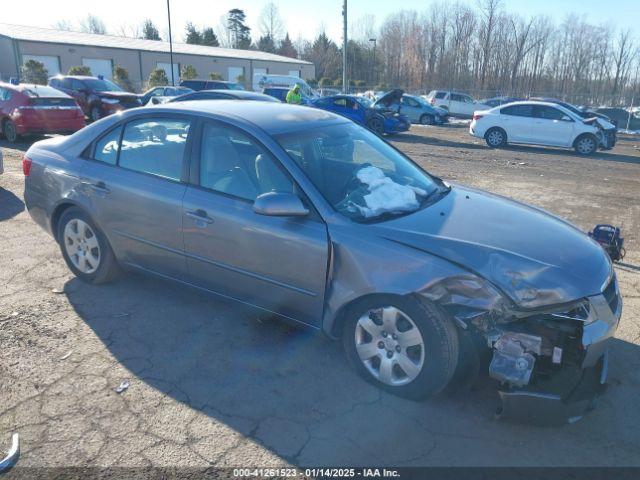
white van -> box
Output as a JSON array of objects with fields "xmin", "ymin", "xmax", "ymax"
[{"xmin": 252, "ymin": 74, "xmax": 319, "ymax": 99}]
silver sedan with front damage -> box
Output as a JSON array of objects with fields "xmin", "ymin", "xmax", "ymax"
[{"xmin": 23, "ymin": 101, "xmax": 621, "ymax": 424}]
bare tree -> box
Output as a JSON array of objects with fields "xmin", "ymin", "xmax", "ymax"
[
  {"xmin": 79, "ymin": 15, "xmax": 107, "ymax": 35},
  {"xmin": 258, "ymin": 2, "xmax": 285, "ymax": 44}
]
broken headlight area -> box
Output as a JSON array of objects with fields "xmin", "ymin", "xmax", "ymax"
[{"xmin": 488, "ymin": 307, "xmax": 609, "ymax": 426}]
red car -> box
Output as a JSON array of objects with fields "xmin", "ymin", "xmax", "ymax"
[{"xmin": 0, "ymin": 82, "xmax": 86, "ymax": 143}]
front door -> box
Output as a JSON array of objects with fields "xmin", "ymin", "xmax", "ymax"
[
  {"xmin": 182, "ymin": 121, "xmax": 329, "ymax": 326},
  {"xmin": 80, "ymin": 115, "xmax": 193, "ymax": 279},
  {"xmin": 531, "ymin": 105, "xmax": 576, "ymax": 147}
]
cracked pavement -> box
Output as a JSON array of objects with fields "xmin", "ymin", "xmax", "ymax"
[{"xmin": 1, "ymin": 126, "xmax": 640, "ymax": 469}]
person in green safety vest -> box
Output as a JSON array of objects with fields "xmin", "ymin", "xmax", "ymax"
[{"xmin": 286, "ymin": 84, "xmax": 303, "ymax": 104}]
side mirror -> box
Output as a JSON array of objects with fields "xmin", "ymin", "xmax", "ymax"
[{"xmin": 253, "ymin": 192, "xmax": 309, "ymax": 217}]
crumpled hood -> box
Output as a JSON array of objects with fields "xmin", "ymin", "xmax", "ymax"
[
  {"xmin": 98, "ymin": 91, "xmax": 140, "ymax": 101},
  {"xmin": 374, "ymin": 89, "xmax": 404, "ymax": 108},
  {"xmin": 373, "ymin": 185, "xmax": 611, "ymax": 309}
]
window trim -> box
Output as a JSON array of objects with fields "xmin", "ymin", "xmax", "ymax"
[
  {"xmin": 189, "ymin": 118, "xmax": 320, "ymax": 220},
  {"xmin": 86, "ymin": 113, "xmax": 196, "ymax": 184}
]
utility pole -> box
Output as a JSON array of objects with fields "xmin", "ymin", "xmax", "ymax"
[
  {"xmin": 167, "ymin": 0, "xmax": 175, "ymax": 86},
  {"xmin": 342, "ymin": 0, "xmax": 347, "ymax": 94},
  {"xmin": 369, "ymin": 38, "xmax": 377, "ymax": 86}
]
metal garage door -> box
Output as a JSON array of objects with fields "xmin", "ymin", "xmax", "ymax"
[
  {"xmin": 22, "ymin": 55, "xmax": 60, "ymax": 75},
  {"xmin": 82, "ymin": 58, "xmax": 113, "ymax": 79}
]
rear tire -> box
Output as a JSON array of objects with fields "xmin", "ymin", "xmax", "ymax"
[
  {"xmin": 367, "ymin": 118, "xmax": 385, "ymax": 136},
  {"xmin": 420, "ymin": 114, "xmax": 434, "ymax": 126},
  {"xmin": 574, "ymin": 134, "xmax": 597, "ymax": 155},
  {"xmin": 3, "ymin": 119, "xmax": 19, "ymax": 143},
  {"xmin": 485, "ymin": 127, "xmax": 507, "ymax": 148},
  {"xmin": 343, "ymin": 295, "xmax": 459, "ymax": 400},
  {"xmin": 57, "ymin": 207, "xmax": 120, "ymax": 284}
]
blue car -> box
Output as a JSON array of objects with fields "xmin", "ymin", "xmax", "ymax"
[{"xmin": 311, "ymin": 90, "xmax": 410, "ymax": 135}]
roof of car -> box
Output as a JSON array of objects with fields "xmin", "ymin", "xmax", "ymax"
[
  {"xmin": 154, "ymin": 100, "xmax": 345, "ymax": 134},
  {"xmin": 51, "ymin": 75, "xmax": 99, "ymax": 80},
  {"xmin": 0, "ymin": 82, "xmax": 71, "ymax": 98},
  {"xmin": 496, "ymin": 100, "xmax": 572, "ymax": 109}
]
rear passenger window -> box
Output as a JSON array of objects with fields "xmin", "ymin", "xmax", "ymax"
[
  {"xmin": 93, "ymin": 127, "xmax": 122, "ymax": 165},
  {"xmin": 119, "ymin": 118, "xmax": 191, "ymax": 181},
  {"xmin": 435, "ymin": 92, "xmax": 446, "ymax": 99},
  {"xmin": 501, "ymin": 105, "xmax": 534, "ymax": 117}
]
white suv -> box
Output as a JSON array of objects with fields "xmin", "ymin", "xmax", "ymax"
[
  {"xmin": 423, "ymin": 90, "xmax": 489, "ymax": 118},
  {"xmin": 470, "ymin": 101, "xmax": 607, "ymax": 155}
]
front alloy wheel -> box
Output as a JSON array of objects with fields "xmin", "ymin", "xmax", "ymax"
[
  {"xmin": 575, "ymin": 135, "xmax": 597, "ymax": 155},
  {"xmin": 355, "ymin": 307, "xmax": 425, "ymax": 386},
  {"xmin": 343, "ymin": 297, "xmax": 459, "ymax": 399}
]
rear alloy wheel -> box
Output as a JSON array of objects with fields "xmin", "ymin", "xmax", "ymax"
[
  {"xmin": 90, "ymin": 106, "xmax": 102, "ymax": 122},
  {"xmin": 420, "ymin": 114, "xmax": 434, "ymax": 126},
  {"xmin": 343, "ymin": 296, "xmax": 459, "ymax": 399},
  {"xmin": 574, "ymin": 135, "xmax": 597, "ymax": 155},
  {"xmin": 3, "ymin": 120, "xmax": 19, "ymax": 143},
  {"xmin": 367, "ymin": 118, "xmax": 385, "ymax": 136},
  {"xmin": 58, "ymin": 207, "xmax": 119, "ymax": 284},
  {"xmin": 485, "ymin": 127, "xmax": 506, "ymax": 148}
]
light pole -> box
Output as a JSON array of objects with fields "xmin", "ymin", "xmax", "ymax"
[
  {"xmin": 167, "ymin": 0, "xmax": 175, "ymax": 86},
  {"xmin": 369, "ymin": 38, "xmax": 377, "ymax": 87},
  {"xmin": 342, "ymin": 0, "xmax": 347, "ymax": 93}
]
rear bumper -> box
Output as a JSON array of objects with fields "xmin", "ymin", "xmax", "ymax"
[{"xmin": 15, "ymin": 119, "xmax": 85, "ymax": 135}]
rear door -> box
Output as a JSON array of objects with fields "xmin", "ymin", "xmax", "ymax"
[
  {"xmin": 181, "ymin": 120, "xmax": 329, "ymax": 326},
  {"xmin": 80, "ymin": 114, "xmax": 193, "ymax": 279},
  {"xmin": 531, "ymin": 105, "xmax": 576, "ymax": 146},
  {"xmin": 498, "ymin": 104, "xmax": 535, "ymax": 143}
]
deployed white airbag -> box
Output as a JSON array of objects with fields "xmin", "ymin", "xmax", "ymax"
[{"xmin": 353, "ymin": 166, "xmax": 427, "ymax": 218}]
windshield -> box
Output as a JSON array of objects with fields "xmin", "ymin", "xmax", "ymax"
[
  {"xmin": 356, "ymin": 96, "xmax": 373, "ymax": 107},
  {"xmin": 83, "ymin": 79, "xmax": 123, "ymax": 92},
  {"xmin": 275, "ymin": 123, "xmax": 443, "ymax": 222}
]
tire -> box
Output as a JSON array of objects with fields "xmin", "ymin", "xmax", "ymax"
[
  {"xmin": 367, "ymin": 118, "xmax": 385, "ymax": 136},
  {"xmin": 420, "ymin": 114, "xmax": 434, "ymax": 126},
  {"xmin": 343, "ymin": 295, "xmax": 459, "ymax": 400},
  {"xmin": 3, "ymin": 119, "xmax": 19, "ymax": 143},
  {"xmin": 90, "ymin": 105, "xmax": 102, "ymax": 123},
  {"xmin": 574, "ymin": 134, "xmax": 597, "ymax": 155},
  {"xmin": 484, "ymin": 127, "xmax": 507, "ymax": 148},
  {"xmin": 57, "ymin": 207, "xmax": 120, "ymax": 284}
]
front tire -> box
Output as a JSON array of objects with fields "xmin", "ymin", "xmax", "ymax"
[
  {"xmin": 343, "ymin": 296, "xmax": 459, "ymax": 400},
  {"xmin": 57, "ymin": 207, "xmax": 119, "ymax": 284},
  {"xmin": 3, "ymin": 119, "xmax": 19, "ymax": 143},
  {"xmin": 90, "ymin": 105, "xmax": 102, "ymax": 123},
  {"xmin": 367, "ymin": 118, "xmax": 385, "ymax": 136},
  {"xmin": 485, "ymin": 127, "xmax": 507, "ymax": 148},
  {"xmin": 574, "ymin": 134, "xmax": 597, "ymax": 155},
  {"xmin": 420, "ymin": 114, "xmax": 434, "ymax": 126}
]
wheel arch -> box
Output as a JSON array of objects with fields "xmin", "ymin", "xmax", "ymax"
[{"xmin": 572, "ymin": 132, "xmax": 598, "ymax": 148}]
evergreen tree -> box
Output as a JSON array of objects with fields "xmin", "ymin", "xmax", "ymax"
[
  {"xmin": 141, "ymin": 19, "xmax": 161, "ymax": 40},
  {"xmin": 21, "ymin": 60, "xmax": 49, "ymax": 85}
]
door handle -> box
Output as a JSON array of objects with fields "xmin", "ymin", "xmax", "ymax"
[
  {"xmin": 82, "ymin": 180, "xmax": 110, "ymax": 196},
  {"xmin": 186, "ymin": 209, "xmax": 214, "ymax": 225}
]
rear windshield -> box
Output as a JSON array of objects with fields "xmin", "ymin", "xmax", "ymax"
[
  {"xmin": 83, "ymin": 79, "xmax": 123, "ymax": 92},
  {"xmin": 29, "ymin": 98, "xmax": 77, "ymax": 107}
]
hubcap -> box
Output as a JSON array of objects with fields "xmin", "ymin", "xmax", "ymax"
[
  {"xmin": 578, "ymin": 138, "xmax": 594, "ymax": 153},
  {"xmin": 487, "ymin": 131, "xmax": 503, "ymax": 145},
  {"xmin": 63, "ymin": 219, "xmax": 101, "ymax": 274},
  {"xmin": 355, "ymin": 306, "xmax": 425, "ymax": 386}
]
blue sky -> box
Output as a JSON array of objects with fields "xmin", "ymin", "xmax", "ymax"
[{"xmin": 3, "ymin": 0, "xmax": 639, "ymax": 42}]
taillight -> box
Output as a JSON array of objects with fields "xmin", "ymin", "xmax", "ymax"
[
  {"xmin": 472, "ymin": 113, "xmax": 483, "ymax": 121},
  {"xmin": 429, "ymin": 98, "xmax": 435, "ymax": 105},
  {"xmin": 22, "ymin": 156, "xmax": 32, "ymax": 176}
]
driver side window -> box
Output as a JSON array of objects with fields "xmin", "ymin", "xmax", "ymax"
[{"xmin": 198, "ymin": 122, "xmax": 293, "ymax": 201}]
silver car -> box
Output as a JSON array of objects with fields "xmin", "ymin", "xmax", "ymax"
[{"xmin": 23, "ymin": 101, "xmax": 620, "ymax": 424}]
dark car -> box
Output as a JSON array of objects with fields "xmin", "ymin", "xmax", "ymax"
[
  {"xmin": 311, "ymin": 90, "xmax": 410, "ymax": 135},
  {"xmin": 478, "ymin": 96, "xmax": 524, "ymax": 108},
  {"xmin": 49, "ymin": 76, "xmax": 141, "ymax": 122},
  {"xmin": 531, "ymin": 97, "xmax": 617, "ymax": 149},
  {"xmin": 139, "ymin": 86, "xmax": 193, "ymax": 106},
  {"xmin": 23, "ymin": 100, "xmax": 620, "ymax": 425},
  {"xmin": 168, "ymin": 89, "xmax": 279, "ymax": 103},
  {"xmin": 595, "ymin": 107, "xmax": 640, "ymax": 131},
  {"xmin": 0, "ymin": 82, "xmax": 85, "ymax": 143},
  {"xmin": 179, "ymin": 79, "xmax": 245, "ymax": 92}
]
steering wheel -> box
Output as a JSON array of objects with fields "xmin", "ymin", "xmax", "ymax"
[{"xmin": 338, "ymin": 163, "xmax": 372, "ymax": 200}]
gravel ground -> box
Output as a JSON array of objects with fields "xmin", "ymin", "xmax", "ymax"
[{"xmin": 1, "ymin": 125, "xmax": 639, "ymax": 471}]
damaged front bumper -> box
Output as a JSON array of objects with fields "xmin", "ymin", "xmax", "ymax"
[{"xmin": 491, "ymin": 278, "xmax": 621, "ymax": 425}]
